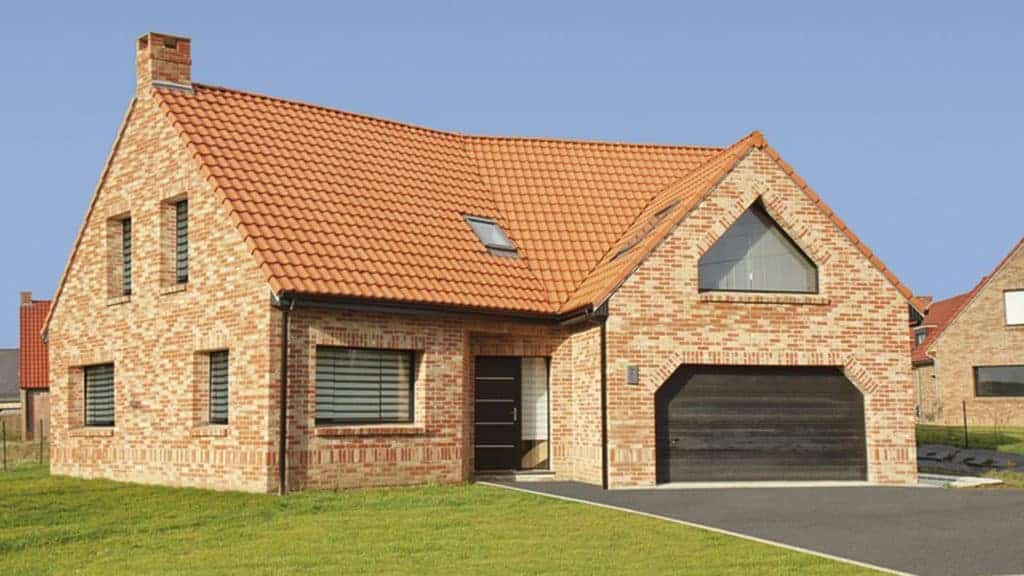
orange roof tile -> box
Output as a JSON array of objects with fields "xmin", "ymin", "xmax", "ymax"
[
  {"xmin": 20, "ymin": 299, "xmax": 50, "ymax": 390},
  {"xmin": 50, "ymin": 81, "xmax": 921, "ymax": 324}
]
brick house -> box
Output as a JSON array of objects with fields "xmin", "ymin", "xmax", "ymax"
[
  {"xmin": 19, "ymin": 292, "xmax": 52, "ymax": 441},
  {"xmin": 45, "ymin": 33, "xmax": 920, "ymax": 493},
  {"xmin": 913, "ymin": 237, "xmax": 1024, "ymax": 426}
]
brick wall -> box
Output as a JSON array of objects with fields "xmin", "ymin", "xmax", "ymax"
[
  {"xmin": 930, "ymin": 243, "xmax": 1024, "ymax": 426},
  {"xmin": 604, "ymin": 148, "xmax": 917, "ymax": 486},
  {"xmin": 914, "ymin": 363, "xmax": 939, "ymax": 423},
  {"xmin": 48, "ymin": 89, "xmax": 276, "ymax": 492}
]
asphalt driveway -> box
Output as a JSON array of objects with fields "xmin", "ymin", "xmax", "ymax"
[{"xmin": 488, "ymin": 481, "xmax": 1024, "ymax": 576}]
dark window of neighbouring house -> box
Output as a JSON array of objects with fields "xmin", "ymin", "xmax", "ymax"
[
  {"xmin": 698, "ymin": 202, "xmax": 818, "ymax": 293},
  {"xmin": 85, "ymin": 364, "xmax": 115, "ymax": 427},
  {"xmin": 121, "ymin": 217, "xmax": 132, "ymax": 296},
  {"xmin": 975, "ymin": 365, "xmax": 1024, "ymax": 397},
  {"xmin": 209, "ymin": 351, "xmax": 229, "ymax": 425},
  {"xmin": 315, "ymin": 347, "xmax": 414, "ymax": 425},
  {"xmin": 175, "ymin": 200, "xmax": 189, "ymax": 283},
  {"xmin": 914, "ymin": 329, "xmax": 928, "ymax": 346}
]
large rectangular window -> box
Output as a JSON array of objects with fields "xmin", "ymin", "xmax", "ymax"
[
  {"xmin": 175, "ymin": 199, "xmax": 189, "ymax": 284},
  {"xmin": 121, "ymin": 217, "xmax": 132, "ymax": 296},
  {"xmin": 209, "ymin": 351, "xmax": 229, "ymax": 424},
  {"xmin": 85, "ymin": 364, "xmax": 115, "ymax": 427},
  {"xmin": 975, "ymin": 365, "xmax": 1024, "ymax": 397},
  {"xmin": 315, "ymin": 347, "xmax": 414, "ymax": 425}
]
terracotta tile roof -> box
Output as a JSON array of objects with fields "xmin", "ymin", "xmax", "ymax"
[
  {"xmin": 48, "ymin": 82, "xmax": 919, "ymax": 323},
  {"xmin": 19, "ymin": 299, "xmax": 50, "ymax": 389}
]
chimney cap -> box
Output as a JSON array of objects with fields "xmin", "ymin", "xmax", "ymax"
[{"xmin": 20, "ymin": 291, "xmax": 32, "ymax": 306}]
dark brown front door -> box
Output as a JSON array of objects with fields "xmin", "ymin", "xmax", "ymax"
[
  {"xmin": 655, "ymin": 366, "xmax": 867, "ymax": 483},
  {"xmin": 474, "ymin": 357, "xmax": 521, "ymax": 470}
]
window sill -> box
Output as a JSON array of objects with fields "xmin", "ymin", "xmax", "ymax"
[
  {"xmin": 106, "ymin": 295, "xmax": 131, "ymax": 307},
  {"xmin": 190, "ymin": 425, "xmax": 229, "ymax": 437},
  {"xmin": 315, "ymin": 425, "xmax": 426, "ymax": 438},
  {"xmin": 161, "ymin": 283, "xmax": 188, "ymax": 296},
  {"xmin": 698, "ymin": 292, "xmax": 830, "ymax": 306},
  {"xmin": 70, "ymin": 427, "xmax": 115, "ymax": 438}
]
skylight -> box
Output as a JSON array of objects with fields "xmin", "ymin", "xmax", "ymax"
[{"xmin": 465, "ymin": 216, "xmax": 517, "ymax": 257}]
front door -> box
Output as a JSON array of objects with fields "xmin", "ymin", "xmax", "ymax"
[{"xmin": 474, "ymin": 356, "xmax": 521, "ymax": 470}]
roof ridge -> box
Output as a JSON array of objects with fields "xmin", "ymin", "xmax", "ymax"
[{"xmin": 188, "ymin": 82, "xmax": 728, "ymax": 151}]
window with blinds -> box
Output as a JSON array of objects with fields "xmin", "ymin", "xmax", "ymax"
[
  {"xmin": 85, "ymin": 364, "xmax": 115, "ymax": 427},
  {"xmin": 315, "ymin": 347, "xmax": 414, "ymax": 425},
  {"xmin": 209, "ymin": 351, "xmax": 229, "ymax": 424},
  {"xmin": 175, "ymin": 200, "xmax": 188, "ymax": 283},
  {"xmin": 121, "ymin": 217, "xmax": 132, "ymax": 296}
]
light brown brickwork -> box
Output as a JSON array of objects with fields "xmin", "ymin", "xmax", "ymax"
[
  {"xmin": 924, "ymin": 242, "xmax": 1024, "ymax": 426},
  {"xmin": 604, "ymin": 149, "xmax": 917, "ymax": 486},
  {"xmin": 47, "ymin": 88, "xmax": 276, "ymax": 492},
  {"xmin": 47, "ymin": 33, "xmax": 918, "ymax": 493}
]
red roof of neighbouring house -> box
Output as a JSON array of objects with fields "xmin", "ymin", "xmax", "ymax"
[
  {"xmin": 19, "ymin": 298, "xmax": 50, "ymax": 389},
  {"xmin": 47, "ymin": 82, "xmax": 920, "ymax": 325}
]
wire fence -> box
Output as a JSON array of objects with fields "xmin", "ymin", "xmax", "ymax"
[{"xmin": 1, "ymin": 418, "xmax": 48, "ymax": 472}]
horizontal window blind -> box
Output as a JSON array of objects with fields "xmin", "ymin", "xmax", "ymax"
[
  {"xmin": 175, "ymin": 200, "xmax": 189, "ymax": 283},
  {"xmin": 121, "ymin": 218, "xmax": 132, "ymax": 296},
  {"xmin": 85, "ymin": 364, "xmax": 115, "ymax": 427},
  {"xmin": 209, "ymin": 351, "xmax": 229, "ymax": 424},
  {"xmin": 316, "ymin": 347, "xmax": 413, "ymax": 425}
]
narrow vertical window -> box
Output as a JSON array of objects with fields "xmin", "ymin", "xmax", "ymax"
[
  {"xmin": 209, "ymin": 351, "xmax": 229, "ymax": 424},
  {"xmin": 84, "ymin": 364, "xmax": 115, "ymax": 427},
  {"xmin": 175, "ymin": 199, "xmax": 189, "ymax": 283},
  {"xmin": 121, "ymin": 217, "xmax": 132, "ymax": 296}
]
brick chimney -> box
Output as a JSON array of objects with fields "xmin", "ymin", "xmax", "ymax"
[
  {"xmin": 20, "ymin": 291, "xmax": 32, "ymax": 306},
  {"xmin": 136, "ymin": 32, "xmax": 191, "ymax": 91}
]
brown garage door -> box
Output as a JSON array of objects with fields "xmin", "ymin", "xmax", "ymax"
[{"xmin": 655, "ymin": 366, "xmax": 866, "ymax": 483}]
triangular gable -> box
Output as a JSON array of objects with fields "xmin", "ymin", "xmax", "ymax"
[{"xmin": 562, "ymin": 133, "xmax": 922, "ymax": 315}]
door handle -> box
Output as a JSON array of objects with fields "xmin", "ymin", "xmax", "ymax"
[{"xmin": 512, "ymin": 407, "xmax": 518, "ymax": 423}]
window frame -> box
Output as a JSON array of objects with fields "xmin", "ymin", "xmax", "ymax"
[
  {"xmin": 974, "ymin": 365, "xmax": 1024, "ymax": 398},
  {"xmin": 208, "ymin": 350, "xmax": 229, "ymax": 425},
  {"xmin": 464, "ymin": 215, "xmax": 517, "ymax": 257},
  {"xmin": 1005, "ymin": 289, "xmax": 1024, "ymax": 326},
  {"xmin": 314, "ymin": 346, "xmax": 416, "ymax": 426},
  {"xmin": 84, "ymin": 363, "xmax": 115, "ymax": 428},
  {"xmin": 175, "ymin": 199, "xmax": 189, "ymax": 284},
  {"xmin": 914, "ymin": 328, "xmax": 928, "ymax": 347},
  {"xmin": 697, "ymin": 202, "xmax": 819, "ymax": 295}
]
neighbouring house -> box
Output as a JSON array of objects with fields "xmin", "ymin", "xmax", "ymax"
[
  {"xmin": 913, "ymin": 237, "xmax": 1024, "ymax": 426},
  {"xmin": 45, "ymin": 32, "xmax": 920, "ymax": 493},
  {"xmin": 0, "ymin": 348, "xmax": 18, "ymax": 433},
  {"xmin": 20, "ymin": 292, "xmax": 51, "ymax": 441}
]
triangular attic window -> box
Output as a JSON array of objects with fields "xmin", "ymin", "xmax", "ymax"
[{"xmin": 698, "ymin": 202, "xmax": 818, "ymax": 293}]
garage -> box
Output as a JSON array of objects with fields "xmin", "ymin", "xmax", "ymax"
[{"xmin": 655, "ymin": 366, "xmax": 866, "ymax": 483}]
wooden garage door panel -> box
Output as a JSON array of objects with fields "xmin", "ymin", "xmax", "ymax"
[{"xmin": 656, "ymin": 366, "xmax": 867, "ymax": 483}]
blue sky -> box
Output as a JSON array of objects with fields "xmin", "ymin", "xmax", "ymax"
[{"xmin": 1, "ymin": 1, "xmax": 1021, "ymax": 347}]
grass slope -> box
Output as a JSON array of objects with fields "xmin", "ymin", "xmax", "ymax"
[{"xmin": 0, "ymin": 465, "xmax": 877, "ymax": 575}]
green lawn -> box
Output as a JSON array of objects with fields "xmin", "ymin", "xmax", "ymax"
[
  {"xmin": 917, "ymin": 425, "xmax": 1024, "ymax": 455},
  {"xmin": 0, "ymin": 464, "xmax": 877, "ymax": 575}
]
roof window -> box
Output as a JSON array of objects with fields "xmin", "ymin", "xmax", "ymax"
[{"xmin": 465, "ymin": 216, "xmax": 517, "ymax": 257}]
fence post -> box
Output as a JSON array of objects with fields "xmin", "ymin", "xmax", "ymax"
[
  {"xmin": 2, "ymin": 420, "xmax": 6, "ymax": 471},
  {"xmin": 962, "ymin": 400, "xmax": 969, "ymax": 449},
  {"xmin": 38, "ymin": 419, "xmax": 44, "ymax": 464}
]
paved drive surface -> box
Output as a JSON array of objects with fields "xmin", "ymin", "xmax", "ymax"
[{"xmin": 493, "ymin": 481, "xmax": 1024, "ymax": 576}]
